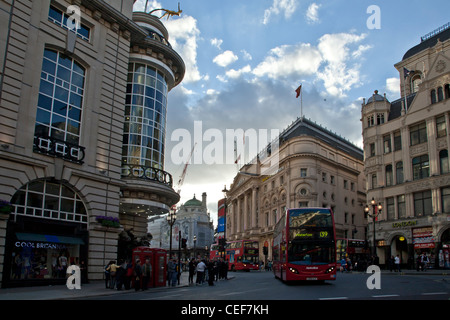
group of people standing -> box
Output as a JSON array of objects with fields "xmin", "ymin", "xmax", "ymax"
[
  {"xmin": 104, "ymin": 258, "xmax": 153, "ymax": 291},
  {"xmin": 187, "ymin": 258, "xmax": 229, "ymax": 286}
]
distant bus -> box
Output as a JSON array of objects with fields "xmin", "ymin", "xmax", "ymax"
[
  {"xmin": 273, "ymin": 208, "xmax": 337, "ymax": 281},
  {"xmin": 210, "ymin": 239, "xmax": 259, "ymax": 271}
]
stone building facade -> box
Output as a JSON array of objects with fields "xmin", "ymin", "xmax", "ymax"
[
  {"xmin": 225, "ymin": 117, "xmax": 366, "ymax": 262},
  {"xmin": 361, "ymin": 24, "xmax": 450, "ymax": 269},
  {"xmin": 0, "ymin": 0, "xmax": 184, "ymax": 287}
]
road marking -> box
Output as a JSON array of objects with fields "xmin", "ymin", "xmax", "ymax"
[
  {"xmin": 421, "ymin": 292, "xmax": 447, "ymax": 296},
  {"xmin": 372, "ymin": 294, "xmax": 399, "ymax": 298},
  {"xmin": 319, "ymin": 297, "xmax": 348, "ymax": 300}
]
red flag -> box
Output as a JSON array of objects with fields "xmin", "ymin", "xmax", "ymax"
[{"xmin": 295, "ymin": 85, "xmax": 302, "ymax": 98}]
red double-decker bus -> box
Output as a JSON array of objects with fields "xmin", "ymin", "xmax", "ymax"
[
  {"xmin": 210, "ymin": 239, "xmax": 259, "ymax": 271},
  {"xmin": 273, "ymin": 208, "xmax": 337, "ymax": 281}
]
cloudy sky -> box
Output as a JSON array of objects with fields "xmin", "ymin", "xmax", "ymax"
[{"xmin": 133, "ymin": 0, "xmax": 449, "ymax": 226}]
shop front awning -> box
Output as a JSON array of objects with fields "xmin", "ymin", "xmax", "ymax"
[{"xmin": 16, "ymin": 233, "xmax": 85, "ymax": 245}]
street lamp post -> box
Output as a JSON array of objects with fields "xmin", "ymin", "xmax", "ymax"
[
  {"xmin": 193, "ymin": 235, "xmax": 197, "ymax": 259},
  {"xmin": 364, "ymin": 197, "xmax": 382, "ymax": 259},
  {"xmin": 167, "ymin": 207, "xmax": 177, "ymax": 260}
]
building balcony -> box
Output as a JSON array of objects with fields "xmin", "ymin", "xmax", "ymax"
[{"xmin": 120, "ymin": 164, "xmax": 180, "ymax": 217}]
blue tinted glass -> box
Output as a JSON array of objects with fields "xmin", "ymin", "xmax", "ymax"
[
  {"xmin": 40, "ymin": 79, "xmax": 54, "ymax": 96},
  {"xmin": 38, "ymin": 94, "xmax": 52, "ymax": 111},
  {"xmin": 42, "ymin": 59, "xmax": 56, "ymax": 75},
  {"xmin": 54, "ymin": 86, "xmax": 69, "ymax": 101},
  {"xmin": 36, "ymin": 109, "xmax": 51, "ymax": 124},
  {"xmin": 53, "ymin": 100, "xmax": 68, "ymax": 116}
]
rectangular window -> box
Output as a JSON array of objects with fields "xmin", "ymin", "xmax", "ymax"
[
  {"xmin": 386, "ymin": 197, "xmax": 395, "ymax": 220},
  {"xmin": 393, "ymin": 131, "xmax": 402, "ymax": 151},
  {"xmin": 370, "ymin": 143, "xmax": 375, "ymax": 157},
  {"xmin": 397, "ymin": 195, "xmax": 406, "ymax": 219},
  {"xmin": 300, "ymin": 168, "xmax": 307, "ymax": 177},
  {"xmin": 442, "ymin": 187, "xmax": 450, "ymax": 213},
  {"xmin": 410, "ymin": 122, "xmax": 427, "ymax": 146},
  {"xmin": 383, "ymin": 134, "xmax": 391, "ymax": 153},
  {"xmin": 412, "ymin": 155, "xmax": 430, "ymax": 180},
  {"xmin": 48, "ymin": 5, "xmax": 90, "ymax": 42},
  {"xmin": 413, "ymin": 190, "xmax": 432, "ymax": 217},
  {"xmin": 436, "ymin": 115, "xmax": 447, "ymax": 138}
]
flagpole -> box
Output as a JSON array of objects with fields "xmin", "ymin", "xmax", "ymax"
[{"xmin": 301, "ymin": 85, "xmax": 303, "ymax": 119}]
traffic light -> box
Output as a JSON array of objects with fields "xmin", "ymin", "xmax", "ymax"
[
  {"xmin": 263, "ymin": 246, "xmax": 268, "ymax": 255},
  {"xmin": 181, "ymin": 238, "xmax": 187, "ymax": 248}
]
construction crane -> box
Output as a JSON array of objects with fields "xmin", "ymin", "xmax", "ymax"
[{"xmin": 176, "ymin": 142, "xmax": 196, "ymax": 194}]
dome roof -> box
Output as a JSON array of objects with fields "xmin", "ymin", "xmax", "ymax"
[
  {"xmin": 367, "ymin": 90, "xmax": 389, "ymax": 103},
  {"xmin": 184, "ymin": 195, "xmax": 202, "ymax": 207}
]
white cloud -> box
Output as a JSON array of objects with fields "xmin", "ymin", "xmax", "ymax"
[
  {"xmin": 225, "ymin": 65, "xmax": 252, "ymax": 79},
  {"xmin": 133, "ymin": 0, "xmax": 162, "ymax": 13},
  {"xmin": 241, "ymin": 49, "xmax": 253, "ymax": 61},
  {"xmin": 306, "ymin": 3, "xmax": 321, "ymax": 24},
  {"xmin": 252, "ymin": 43, "xmax": 322, "ymax": 79},
  {"xmin": 263, "ymin": 0, "xmax": 299, "ymax": 25},
  {"xmin": 210, "ymin": 38, "xmax": 223, "ymax": 50},
  {"xmin": 316, "ymin": 33, "xmax": 369, "ymax": 97},
  {"xmin": 164, "ymin": 15, "xmax": 203, "ymax": 83},
  {"xmin": 386, "ymin": 77, "xmax": 400, "ymax": 95},
  {"xmin": 213, "ymin": 50, "xmax": 239, "ymax": 67}
]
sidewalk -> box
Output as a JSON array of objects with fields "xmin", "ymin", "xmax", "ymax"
[{"xmin": 0, "ymin": 271, "xmax": 193, "ymax": 300}]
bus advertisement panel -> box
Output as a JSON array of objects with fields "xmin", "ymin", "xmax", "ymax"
[{"xmin": 273, "ymin": 208, "xmax": 337, "ymax": 281}]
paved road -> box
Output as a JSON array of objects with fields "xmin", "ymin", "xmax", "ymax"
[{"xmin": 81, "ymin": 270, "xmax": 450, "ymax": 301}]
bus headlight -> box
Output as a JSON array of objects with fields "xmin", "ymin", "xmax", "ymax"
[
  {"xmin": 325, "ymin": 266, "xmax": 335, "ymax": 273},
  {"xmin": 289, "ymin": 267, "xmax": 299, "ymax": 274}
]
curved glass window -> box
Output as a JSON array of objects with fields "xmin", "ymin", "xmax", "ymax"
[
  {"xmin": 10, "ymin": 180, "xmax": 88, "ymax": 224},
  {"xmin": 34, "ymin": 49, "xmax": 85, "ymax": 146},
  {"xmin": 123, "ymin": 63, "xmax": 168, "ymax": 169}
]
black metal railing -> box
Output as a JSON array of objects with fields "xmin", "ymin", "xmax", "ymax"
[
  {"xmin": 33, "ymin": 135, "xmax": 86, "ymax": 164},
  {"xmin": 121, "ymin": 164, "xmax": 173, "ymax": 187}
]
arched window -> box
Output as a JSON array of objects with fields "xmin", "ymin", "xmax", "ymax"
[
  {"xmin": 440, "ymin": 149, "xmax": 449, "ymax": 174},
  {"xmin": 10, "ymin": 180, "xmax": 88, "ymax": 224},
  {"xmin": 438, "ymin": 87, "xmax": 444, "ymax": 102},
  {"xmin": 385, "ymin": 164, "xmax": 393, "ymax": 187},
  {"xmin": 411, "ymin": 74, "xmax": 421, "ymax": 93},
  {"xmin": 445, "ymin": 84, "xmax": 450, "ymax": 100},
  {"xmin": 431, "ymin": 89, "xmax": 437, "ymax": 104}
]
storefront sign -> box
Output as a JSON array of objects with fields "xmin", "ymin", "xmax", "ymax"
[
  {"xmin": 412, "ymin": 227, "xmax": 435, "ymax": 249},
  {"xmin": 15, "ymin": 241, "xmax": 67, "ymax": 250},
  {"xmin": 392, "ymin": 220, "xmax": 418, "ymax": 228}
]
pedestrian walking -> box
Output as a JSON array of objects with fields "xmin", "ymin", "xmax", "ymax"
[
  {"xmin": 388, "ymin": 256, "xmax": 394, "ymax": 272},
  {"xmin": 188, "ymin": 258, "xmax": 196, "ymax": 285},
  {"xmin": 168, "ymin": 258, "xmax": 177, "ymax": 287},
  {"xmin": 116, "ymin": 259, "xmax": 126, "ymax": 290},
  {"xmin": 104, "ymin": 261, "xmax": 112, "ymax": 288},
  {"xmin": 133, "ymin": 259, "xmax": 142, "ymax": 291},
  {"xmin": 394, "ymin": 254, "xmax": 401, "ymax": 272},
  {"xmin": 208, "ymin": 260, "xmax": 215, "ymax": 286},
  {"xmin": 106, "ymin": 260, "xmax": 118, "ymax": 289},
  {"xmin": 196, "ymin": 259, "xmax": 206, "ymax": 285},
  {"xmin": 142, "ymin": 259, "xmax": 152, "ymax": 290},
  {"xmin": 124, "ymin": 260, "xmax": 133, "ymax": 290},
  {"xmin": 421, "ymin": 252, "xmax": 429, "ymax": 271}
]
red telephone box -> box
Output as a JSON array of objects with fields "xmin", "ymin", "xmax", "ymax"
[
  {"xmin": 152, "ymin": 248, "xmax": 167, "ymax": 287},
  {"xmin": 132, "ymin": 247, "xmax": 167, "ymax": 288}
]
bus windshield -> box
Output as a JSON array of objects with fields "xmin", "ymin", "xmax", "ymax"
[{"xmin": 288, "ymin": 209, "xmax": 335, "ymax": 265}]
